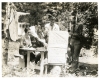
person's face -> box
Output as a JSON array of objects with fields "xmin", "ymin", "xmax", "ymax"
[
  {"xmin": 27, "ymin": 29, "xmax": 31, "ymax": 35},
  {"xmin": 50, "ymin": 19, "xmax": 55, "ymax": 26}
]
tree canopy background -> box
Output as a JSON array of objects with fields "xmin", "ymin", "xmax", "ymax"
[{"xmin": 2, "ymin": 2, "xmax": 98, "ymax": 49}]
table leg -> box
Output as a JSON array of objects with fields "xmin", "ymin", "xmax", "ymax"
[
  {"xmin": 45, "ymin": 65, "xmax": 47, "ymax": 75},
  {"xmin": 27, "ymin": 51, "xmax": 30, "ymax": 75},
  {"xmin": 40, "ymin": 51, "xmax": 44, "ymax": 76}
]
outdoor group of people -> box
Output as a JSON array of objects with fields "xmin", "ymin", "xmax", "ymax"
[{"xmin": 19, "ymin": 14, "xmax": 84, "ymax": 73}]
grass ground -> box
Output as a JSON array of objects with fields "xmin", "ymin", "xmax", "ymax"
[{"xmin": 2, "ymin": 41, "xmax": 98, "ymax": 77}]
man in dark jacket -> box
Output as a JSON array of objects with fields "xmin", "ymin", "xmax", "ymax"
[{"xmin": 69, "ymin": 23, "xmax": 83, "ymax": 72}]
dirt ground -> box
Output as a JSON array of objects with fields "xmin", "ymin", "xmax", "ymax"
[{"xmin": 2, "ymin": 41, "xmax": 98, "ymax": 77}]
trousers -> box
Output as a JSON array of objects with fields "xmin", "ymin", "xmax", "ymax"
[{"xmin": 69, "ymin": 38, "xmax": 82, "ymax": 70}]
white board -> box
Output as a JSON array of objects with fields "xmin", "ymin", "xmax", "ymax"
[
  {"xmin": 48, "ymin": 48, "xmax": 67, "ymax": 64},
  {"xmin": 48, "ymin": 31, "xmax": 69, "ymax": 64}
]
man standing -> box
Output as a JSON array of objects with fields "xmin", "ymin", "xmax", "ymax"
[
  {"xmin": 69, "ymin": 23, "xmax": 83, "ymax": 72},
  {"xmin": 44, "ymin": 15, "xmax": 61, "ymax": 74},
  {"xmin": 44, "ymin": 15, "xmax": 60, "ymax": 43}
]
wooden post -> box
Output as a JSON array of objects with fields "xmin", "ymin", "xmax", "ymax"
[
  {"xmin": 40, "ymin": 51, "xmax": 44, "ymax": 76},
  {"xmin": 19, "ymin": 55, "xmax": 25, "ymax": 69},
  {"xmin": 45, "ymin": 64, "xmax": 47, "ymax": 75},
  {"xmin": 27, "ymin": 51, "xmax": 30, "ymax": 75}
]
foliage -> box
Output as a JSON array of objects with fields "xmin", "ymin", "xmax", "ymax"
[{"xmin": 2, "ymin": 2, "xmax": 98, "ymax": 49}]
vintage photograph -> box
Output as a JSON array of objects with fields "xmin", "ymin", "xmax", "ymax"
[{"xmin": 2, "ymin": 2, "xmax": 98, "ymax": 77}]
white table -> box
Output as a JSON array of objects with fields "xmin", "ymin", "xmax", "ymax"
[
  {"xmin": 20, "ymin": 47, "xmax": 47, "ymax": 76},
  {"xmin": 19, "ymin": 47, "xmax": 36, "ymax": 74}
]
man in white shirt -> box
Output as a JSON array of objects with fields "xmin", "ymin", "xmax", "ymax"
[
  {"xmin": 44, "ymin": 15, "xmax": 63, "ymax": 73},
  {"xmin": 28, "ymin": 25, "xmax": 47, "ymax": 64},
  {"xmin": 28, "ymin": 25, "xmax": 46, "ymax": 46},
  {"xmin": 29, "ymin": 25, "xmax": 39, "ymax": 39},
  {"xmin": 44, "ymin": 15, "xmax": 60, "ymax": 43}
]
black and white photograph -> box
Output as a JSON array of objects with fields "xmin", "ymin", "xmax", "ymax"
[{"xmin": 1, "ymin": 2, "xmax": 98, "ymax": 77}]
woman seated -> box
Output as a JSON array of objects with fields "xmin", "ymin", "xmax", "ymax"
[{"xmin": 19, "ymin": 28, "xmax": 35, "ymax": 67}]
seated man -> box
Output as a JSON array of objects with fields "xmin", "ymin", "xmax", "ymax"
[
  {"xmin": 28, "ymin": 24, "xmax": 47, "ymax": 64},
  {"xmin": 29, "ymin": 24, "xmax": 46, "ymax": 47}
]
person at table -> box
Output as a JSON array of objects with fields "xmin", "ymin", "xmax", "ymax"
[
  {"xmin": 28, "ymin": 23, "xmax": 47, "ymax": 65},
  {"xmin": 19, "ymin": 28, "xmax": 35, "ymax": 67},
  {"xmin": 28, "ymin": 23, "xmax": 46, "ymax": 47}
]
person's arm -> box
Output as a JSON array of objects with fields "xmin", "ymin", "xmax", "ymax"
[
  {"xmin": 31, "ymin": 30, "xmax": 39, "ymax": 39},
  {"xmin": 28, "ymin": 36, "xmax": 32, "ymax": 47},
  {"xmin": 29, "ymin": 26, "xmax": 39, "ymax": 38},
  {"xmin": 54, "ymin": 24, "xmax": 60, "ymax": 31},
  {"xmin": 30, "ymin": 26, "xmax": 47, "ymax": 47},
  {"xmin": 43, "ymin": 24, "xmax": 49, "ymax": 38},
  {"xmin": 20, "ymin": 36, "xmax": 24, "ymax": 48}
]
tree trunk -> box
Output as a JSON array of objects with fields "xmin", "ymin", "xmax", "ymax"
[
  {"xmin": 2, "ymin": 38, "xmax": 9, "ymax": 66},
  {"xmin": 2, "ymin": 3, "xmax": 10, "ymax": 66}
]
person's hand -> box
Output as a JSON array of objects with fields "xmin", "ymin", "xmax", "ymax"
[
  {"xmin": 35, "ymin": 37, "xmax": 40, "ymax": 41},
  {"xmin": 44, "ymin": 43, "xmax": 48, "ymax": 48},
  {"xmin": 28, "ymin": 45, "xmax": 33, "ymax": 48},
  {"xmin": 20, "ymin": 45, "xmax": 24, "ymax": 48},
  {"xmin": 38, "ymin": 39, "xmax": 48, "ymax": 48}
]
